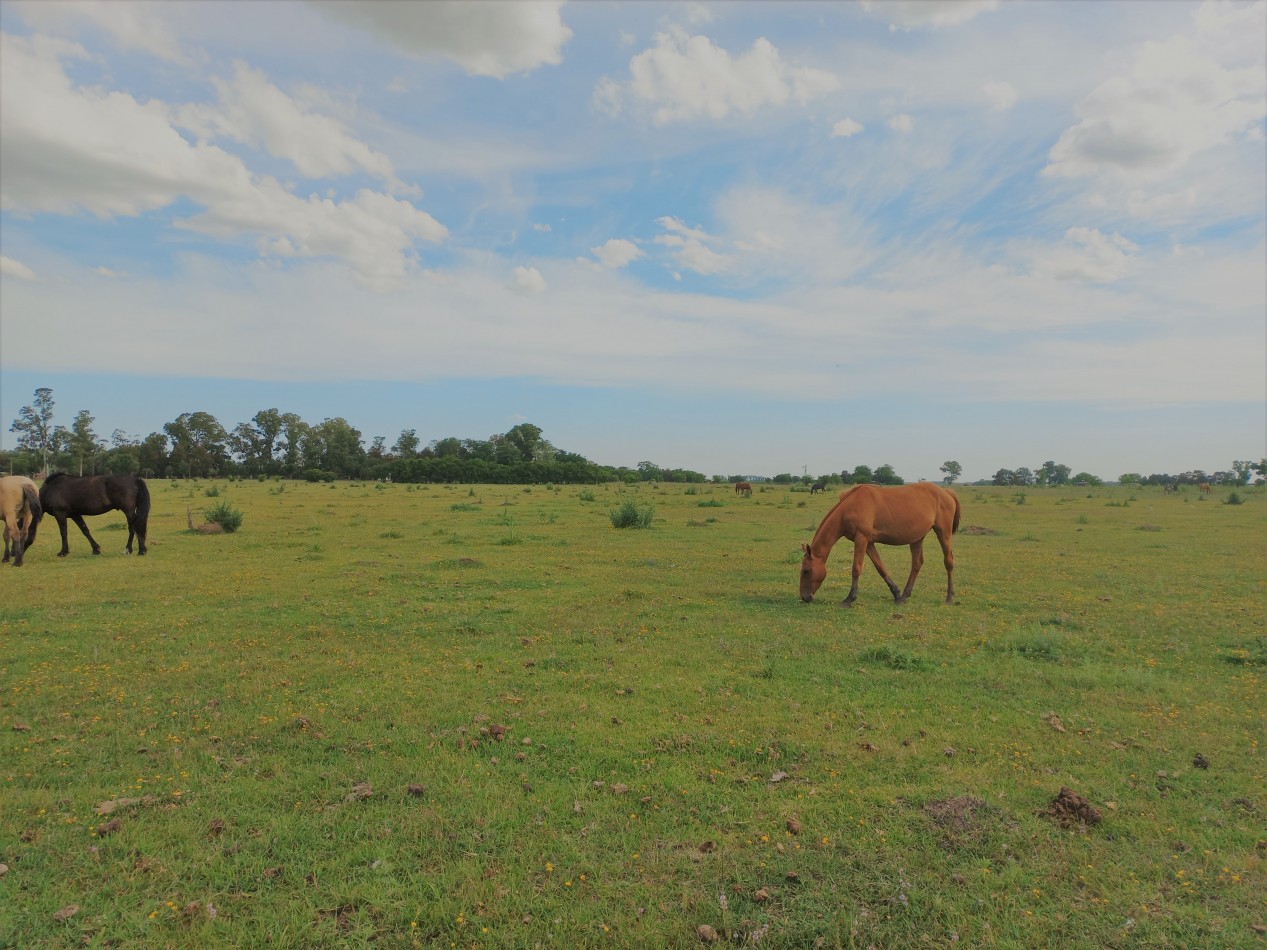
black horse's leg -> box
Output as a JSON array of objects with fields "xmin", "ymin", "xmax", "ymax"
[
  {"xmin": 897, "ymin": 539, "xmax": 925, "ymax": 604},
  {"xmin": 55, "ymin": 515, "xmax": 71, "ymax": 556},
  {"xmin": 865, "ymin": 542, "xmax": 903, "ymax": 602},
  {"xmin": 70, "ymin": 515, "xmax": 102, "ymax": 555},
  {"xmin": 124, "ymin": 511, "xmax": 136, "ymax": 554}
]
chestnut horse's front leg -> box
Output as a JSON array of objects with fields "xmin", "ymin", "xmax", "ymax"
[
  {"xmin": 866, "ymin": 541, "xmax": 903, "ymax": 602},
  {"xmin": 841, "ymin": 536, "xmax": 868, "ymax": 605}
]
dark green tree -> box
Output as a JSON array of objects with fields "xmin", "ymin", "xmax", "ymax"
[
  {"xmin": 9, "ymin": 387, "xmax": 56, "ymax": 474},
  {"xmin": 164, "ymin": 411, "xmax": 230, "ymax": 477},
  {"xmin": 68, "ymin": 409, "xmax": 103, "ymax": 475},
  {"xmin": 939, "ymin": 460, "xmax": 962, "ymax": 484}
]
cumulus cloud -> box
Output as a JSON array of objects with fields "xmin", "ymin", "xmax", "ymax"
[
  {"xmin": 0, "ymin": 33, "xmax": 445, "ymax": 290},
  {"xmin": 591, "ymin": 238, "xmax": 643, "ymax": 269},
  {"xmin": 597, "ymin": 28, "xmax": 838, "ymax": 125},
  {"xmin": 511, "ymin": 265, "xmax": 548, "ymax": 294},
  {"xmin": 1045, "ymin": 4, "xmax": 1266, "ymax": 182},
  {"xmin": 887, "ymin": 114, "xmax": 914, "ymax": 132},
  {"xmin": 655, "ymin": 217, "xmax": 731, "ymax": 275},
  {"xmin": 861, "ymin": 0, "xmax": 1000, "ymax": 31},
  {"xmin": 1, "ymin": 255, "xmax": 38, "ymax": 281},
  {"xmin": 831, "ymin": 117, "xmax": 864, "ymax": 138},
  {"xmin": 314, "ymin": 0, "xmax": 572, "ymax": 79}
]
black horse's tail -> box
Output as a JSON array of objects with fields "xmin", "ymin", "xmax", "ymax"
[
  {"xmin": 22, "ymin": 483, "xmax": 42, "ymax": 545},
  {"xmin": 134, "ymin": 476, "xmax": 151, "ymax": 523}
]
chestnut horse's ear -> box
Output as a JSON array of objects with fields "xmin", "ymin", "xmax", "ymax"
[{"xmin": 801, "ymin": 543, "xmax": 810, "ymax": 556}]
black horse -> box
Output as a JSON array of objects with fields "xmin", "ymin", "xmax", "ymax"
[
  {"xmin": 39, "ymin": 473, "xmax": 151, "ymax": 557},
  {"xmin": 810, "ymin": 483, "xmax": 827, "ymax": 495}
]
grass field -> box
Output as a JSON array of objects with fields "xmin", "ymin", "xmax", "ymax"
[{"xmin": 2, "ymin": 479, "xmax": 1264, "ymax": 948}]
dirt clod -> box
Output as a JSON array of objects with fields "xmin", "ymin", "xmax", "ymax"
[{"xmin": 1042, "ymin": 787, "xmax": 1102, "ymax": 826}]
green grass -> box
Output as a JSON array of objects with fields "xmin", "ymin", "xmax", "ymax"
[{"xmin": 2, "ymin": 482, "xmax": 1264, "ymax": 948}]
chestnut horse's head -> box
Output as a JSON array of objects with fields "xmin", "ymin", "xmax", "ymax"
[{"xmin": 799, "ymin": 543, "xmax": 826, "ymax": 602}]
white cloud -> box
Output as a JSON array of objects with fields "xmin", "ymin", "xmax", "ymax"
[
  {"xmin": 861, "ymin": 0, "xmax": 1000, "ymax": 31},
  {"xmin": 1, "ymin": 255, "xmax": 37, "ymax": 281},
  {"xmin": 591, "ymin": 238, "xmax": 643, "ymax": 269},
  {"xmin": 533, "ymin": 223, "xmax": 552, "ymax": 232},
  {"xmin": 831, "ymin": 117, "xmax": 864, "ymax": 138},
  {"xmin": 176, "ymin": 62, "xmax": 400, "ymax": 185},
  {"xmin": 1045, "ymin": 4, "xmax": 1266, "ymax": 182},
  {"xmin": 981, "ymin": 81, "xmax": 1017, "ymax": 112},
  {"xmin": 511, "ymin": 265, "xmax": 548, "ymax": 294},
  {"xmin": 12, "ymin": 0, "xmax": 186, "ymax": 62},
  {"xmin": 95, "ymin": 266, "xmax": 124, "ymax": 278},
  {"xmin": 0, "ymin": 33, "xmax": 446, "ymax": 291},
  {"xmin": 887, "ymin": 114, "xmax": 914, "ymax": 132},
  {"xmin": 599, "ymin": 28, "xmax": 838, "ymax": 125},
  {"xmin": 1026, "ymin": 227, "xmax": 1141, "ymax": 283},
  {"xmin": 313, "ymin": 1, "xmax": 572, "ymax": 79},
  {"xmin": 654, "ymin": 217, "xmax": 731, "ymax": 275}
]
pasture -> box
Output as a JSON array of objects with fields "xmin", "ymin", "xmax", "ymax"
[{"xmin": 1, "ymin": 480, "xmax": 1263, "ymax": 948}]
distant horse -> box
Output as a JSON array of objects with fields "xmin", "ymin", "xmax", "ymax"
[
  {"xmin": 1199, "ymin": 482, "xmax": 1212, "ymax": 496},
  {"xmin": 1163, "ymin": 483, "xmax": 1176, "ymax": 495},
  {"xmin": 800, "ymin": 483, "xmax": 960, "ymax": 606},
  {"xmin": 1, "ymin": 475, "xmax": 43, "ymax": 567},
  {"xmin": 40, "ymin": 473, "xmax": 150, "ymax": 557},
  {"xmin": 810, "ymin": 483, "xmax": 826, "ymax": 495},
  {"xmin": 735, "ymin": 481, "xmax": 753, "ymax": 497}
]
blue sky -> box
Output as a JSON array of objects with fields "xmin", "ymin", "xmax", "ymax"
[{"xmin": 2, "ymin": 0, "xmax": 1264, "ymax": 481}]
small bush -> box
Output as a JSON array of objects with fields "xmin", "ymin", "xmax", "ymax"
[
  {"xmin": 203, "ymin": 501, "xmax": 244, "ymax": 533},
  {"xmin": 579, "ymin": 490, "xmax": 596, "ymax": 503},
  {"xmin": 697, "ymin": 499, "xmax": 725, "ymax": 508},
  {"xmin": 1225, "ymin": 492, "xmax": 1243, "ymax": 506},
  {"xmin": 204, "ymin": 485, "xmax": 220, "ymax": 497},
  {"xmin": 610, "ymin": 501, "xmax": 655, "ymax": 529}
]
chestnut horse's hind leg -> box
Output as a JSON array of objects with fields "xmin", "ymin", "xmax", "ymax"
[
  {"xmin": 933, "ymin": 525, "xmax": 955, "ymax": 604},
  {"xmin": 897, "ymin": 538, "xmax": 925, "ymax": 604},
  {"xmin": 69, "ymin": 514, "xmax": 102, "ymax": 555}
]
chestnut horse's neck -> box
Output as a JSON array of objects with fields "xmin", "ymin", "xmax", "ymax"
[{"xmin": 809, "ymin": 490, "xmax": 856, "ymax": 558}]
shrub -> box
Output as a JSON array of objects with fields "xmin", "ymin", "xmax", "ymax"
[
  {"xmin": 610, "ymin": 501, "xmax": 654, "ymax": 529},
  {"xmin": 204, "ymin": 485, "xmax": 220, "ymax": 497},
  {"xmin": 1226, "ymin": 492, "xmax": 1243, "ymax": 506},
  {"xmin": 203, "ymin": 501, "xmax": 244, "ymax": 533},
  {"xmin": 579, "ymin": 490, "xmax": 596, "ymax": 503}
]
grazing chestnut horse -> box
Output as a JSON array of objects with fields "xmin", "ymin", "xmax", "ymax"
[
  {"xmin": 1, "ymin": 475, "xmax": 43, "ymax": 567},
  {"xmin": 40, "ymin": 473, "xmax": 150, "ymax": 557},
  {"xmin": 1199, "ymin": 482, "xmax": 1211, "ymax": 496},
  {"xmin": 810, "ymin": 483, "xmax": 826, "ymax": 494},
  {"xmin": 800, "ymin": 483, "xmax": 960, "ymax": 606},
  {"xmin": 735, "ymin": 481, "xmax": 753, "ymax": 497}
]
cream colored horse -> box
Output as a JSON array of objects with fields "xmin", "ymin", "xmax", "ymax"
[{"xmin": 1, "ymin": 475, "xmax": 43, "ymax": 567}]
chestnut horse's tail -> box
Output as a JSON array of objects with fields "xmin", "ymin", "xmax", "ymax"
[{"xmin": 950, "ymin": 489, "xmax": 961, "ymax": 534}]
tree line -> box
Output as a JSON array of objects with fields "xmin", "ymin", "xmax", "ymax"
[{"xmin": 5, "ymin": 388, "xmax": 1264, "ymax": 487}]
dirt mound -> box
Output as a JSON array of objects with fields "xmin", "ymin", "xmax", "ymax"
[
  {"xmin": 960, "ymin": 525, "xmax": 999, "ymax": 536},
  {"xmin": 925, "ymin": 795, "xmax": 987, "ymax": 830},
  {"xmin": 1042, "ymin": 787, "xmax": 1102, "ymax": 826}
]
